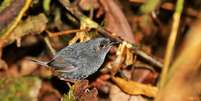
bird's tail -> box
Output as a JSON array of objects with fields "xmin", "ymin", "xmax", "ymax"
[{"xmin": 28, "ymin": 58, "xmax": 49, "ymax": 67}]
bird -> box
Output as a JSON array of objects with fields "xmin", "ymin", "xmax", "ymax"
[{"xmin": 31, "ymin": 37, "xmax": 115, "ymax": 81}]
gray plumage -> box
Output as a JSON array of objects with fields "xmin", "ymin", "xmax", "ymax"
[{"xmin": 31, "ymin": 38, "xmax": 113, "ymax": 80}]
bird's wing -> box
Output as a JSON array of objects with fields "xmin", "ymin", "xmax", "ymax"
[
  {"xmin": 48, "ymin": 56, "xmax": 78, "ymax": 72},
  {"xmin": 48, "ymin": 43, "xmax": 87, "ymax": 72}
]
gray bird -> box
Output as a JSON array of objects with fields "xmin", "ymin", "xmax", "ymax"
[{"xmin": 31, "ymin": 38, "xmax": 114, "ymax": 80}]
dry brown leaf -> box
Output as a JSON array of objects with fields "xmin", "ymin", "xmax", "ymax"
[
  {"xmin": 112, "ymin": 77, "xmax": 158, "ymax": 97},
  {"xmin": 110, "ymin": 85, "xmax": 146, "ymax": 101},
  {"xmin": 74, "ymin": 80, "xmax": 89, "ymax": 97},
  {"xmin": 99, "ymin": 0, "xmax": 135, "ymax": 44},
  {"xmin": 132, "ymin": 67, "xmax": 158, "ymax": 84},
  {"xmin": 74, "ymin": 80, "xmax": 98, "ymax": 101},
  {"xmin": 111, "ymin": 43, "xmax": 127, "ymax": 75},
  {"xmin": 6, "ymin": 13, "xmax": 48, "ymax": 46},
  {"xmin": 111, "ymin": 42, "xmax": 135, "ymax": 75}
]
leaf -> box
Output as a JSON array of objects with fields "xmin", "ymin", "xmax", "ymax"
[
  {"xmin": 100, "ymin": 0, "xmax": 135, "ymax": 44},
  {"xmin": 132, "ymin": 66, "xmax": 158, "ymax": 84},
  {"xmin": 112, "ymin": 77, "xmax": 158, "ymax": 97},
  {"xmin": 111, "ymin": 43, "xmax": 127, "ymax": 75},
  {"xmin": 73, "ymin": 80, "xmax": 98, "ymax": 101},
  {"xmin": 110, "ymin": 85, "xmax": 146, "ymax": 101},
  {"xmin": 5, "ymin": 13, "xmax": 48, "ymax": 46}
]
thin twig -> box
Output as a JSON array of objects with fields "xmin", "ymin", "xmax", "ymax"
[
  {"xmin": 135, "ymin": 50, "xmax": 163, "ymax": 68},
  {"xmin": 47, "ymin": 29, "xmax": 86, "ymax": 37},
  {"xmin": 159, "ymin": 0, "xmax": 184, "ymax": 89},
  {"xmin": 44, "ymin": 37, "xmax": 56, "ymax": 55}
]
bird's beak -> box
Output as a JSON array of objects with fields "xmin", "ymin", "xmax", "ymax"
[
  {"xmin": 104, "ymin": 41, "xmax": 120, "ymax": 49},
  {"xmin": 109, "ymin": 41, "xmax": 120, "ymax": 46},
  {"xmin": 103, "ymin": 41, "xmax": 120, "ymax": 49}
]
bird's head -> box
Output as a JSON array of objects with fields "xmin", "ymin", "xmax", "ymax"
[{"xmin": 92, "ymin": 38, "xmax": 118, "ymax": 56}]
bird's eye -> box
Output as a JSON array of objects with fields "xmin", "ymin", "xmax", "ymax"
[
  {"xmin": 99, "ymin": 40, "xmax": 108, "ymax": 48},
  {"xmin": 99, "ymin": 43, "xmax": 104, "ymax": 48}
]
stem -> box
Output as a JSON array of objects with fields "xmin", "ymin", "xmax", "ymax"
[
  {"xmin": 44, "ymin": 37, "xmax": 56, "ymax": 56},
  {"xmin": 47, "ymin": 29, "xmax": 86, "ymax": 37},
  {"xmin": 159, "ymin": 0, "xmax": 184, "ymax": 89}
]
